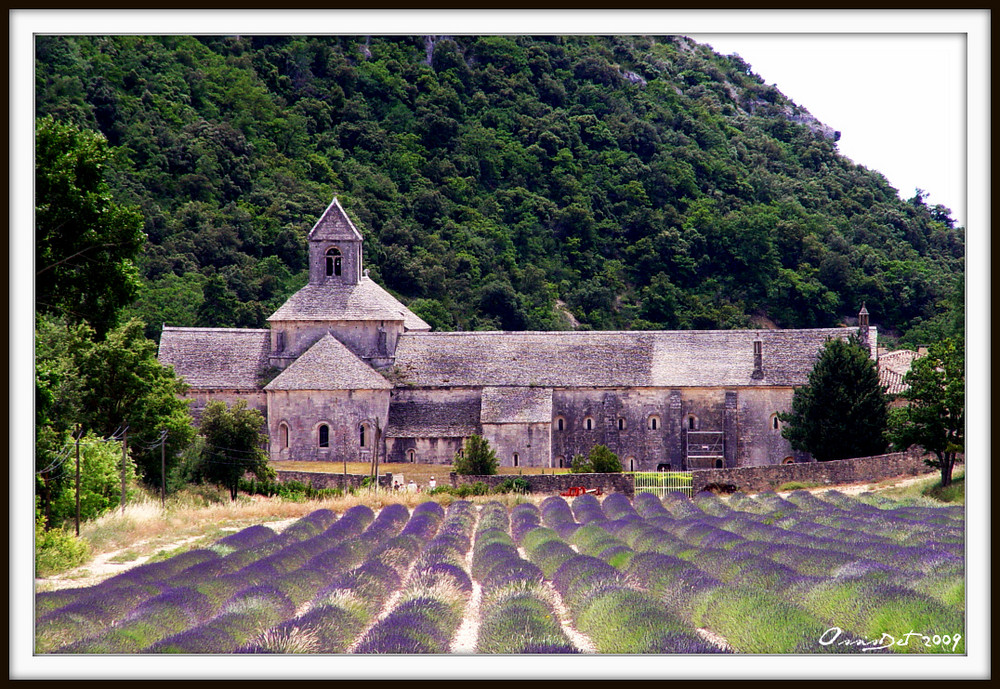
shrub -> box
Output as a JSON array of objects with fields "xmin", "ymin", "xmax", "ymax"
[
  {"xmin": 494, "ymin": 477, "xmax": 530, "ymax": 494},
  {"xmin": 453, "ymin": 435, "xmax": 499, "ymax": 475},
  {"xmin": 570, "ymin": 453, "xmax": 592, "ymax": 473},
  {"xmin": 588, "ymin": 445, "xmax": 623, "ymax": 473},
  {"xmin": 35, "ymin": 519, "xmax": 91, "ymax": 577}
]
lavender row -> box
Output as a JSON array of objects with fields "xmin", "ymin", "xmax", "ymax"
[
  {"xmin": 353, "ymin": 501, "xmax": 474, "ymax": 653},
  {"xmin": 235, "ymin": 502, "xmax": 435, "ymax": 653},
  {"xmin": 472, "ymin": 502, "xmax": 576, "ymax": 654},
  {"xmin": 525, "ymin": 496, "xmax": 722, "ymax": 653}
]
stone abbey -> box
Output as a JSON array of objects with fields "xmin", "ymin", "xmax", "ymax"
[{"xmin": 159, "ymin": 197, "xmax": 881, "ymax": 471}]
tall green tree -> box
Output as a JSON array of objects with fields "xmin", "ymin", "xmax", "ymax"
[
  {"xmin": 453, "ymin": 434, "xmax": 499, "ymax": 475},
  {"xmin": 779, "ymin": 336, "xmax": 889, "ymax": 462},
  {"xmin": 35, "ymin": 314, "xmax": 195, "ymax": 508},
  {"xmin": 35, "ymin": 116, "xmax": 145, "ymax": 337},
  {"xmin": 197, "ymin": 400, "xmax": 273, "ymax": 500},
  {"xmin": 888, "ymin": 338, "xmax": 964, "ymax": 487}
]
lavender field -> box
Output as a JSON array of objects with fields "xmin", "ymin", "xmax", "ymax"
[{"xmin": 36, "ymin": 489, "xmax": 965, "ymax": 654}]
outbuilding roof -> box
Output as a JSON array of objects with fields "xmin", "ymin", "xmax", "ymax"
[
  {"xmin": 389, "ymin": 327, "xmax": 873, "ymax": 389},
  {"xmin": 384, "ymin": 398, "xmax": 482, "ymax": 438},
  {"xmin": 266, "ymin": 277, "xmax": 431, "ymax": 331},
  {"xmin": 158, "ymin": 327, "xmax": 270, "ymax": 389},
  {"xmin": 480, "ymin": 386, "xmax": 553, "ymax": 424},
  {"xmin": 264, "ymin": 334, "xmax": 393, "ymax": 391}
]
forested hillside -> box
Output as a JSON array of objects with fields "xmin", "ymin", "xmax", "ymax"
[{"xmin": 35, "ymin": 35, "xmax": 964, "ymax": 345}]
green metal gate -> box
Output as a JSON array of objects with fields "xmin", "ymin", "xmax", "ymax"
[{"xmin": 630, "ymin": 471, "xmax": 694, "ymax": 498}]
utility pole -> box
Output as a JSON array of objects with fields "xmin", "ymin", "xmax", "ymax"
[
  {"xmin": 121, "ymin": 424, "xmax": 128, "ymax": 515},
  {"xmin": 75, "ymin": 424, "xmax": 81, "ymax": 537},
  {"xmin": 161, "ymin": 430, "xmax": 168, "ymax": 508}
]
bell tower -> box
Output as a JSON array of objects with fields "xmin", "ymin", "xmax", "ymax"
[{"xmin": 307, "ymin": 197, "xmax": 363, "ymax": 286}]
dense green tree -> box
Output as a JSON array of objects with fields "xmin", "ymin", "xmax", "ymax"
[
  {"xmin": 588, "ymin": 445, "xmax": 623, "ymax": 473},
  {"xmin": 49, "ymin": 433, "xmax": 140, "ymax": 526},
  {"xmin": 197, "ymin": 400, "xmax": 273, "ymax": 500},
  {"xmin": 33, "ymin": 36, "xmax": 964, "ymax": 341},
  {"xmin": 35, "ymin": 314, "xmax": 195, "ymax": 504},
  {"xmin": 888, "ymin": 338, "xmax": 964, "ymax": 486},
  {"xmin": 779, "ymin": 336, "xmax": 889, "ymax": 462},
  {"xmin": 453, "ymin": 434, "xmax": 499, "ymax": 475},
  {"xmin": 35, "ymin": 116, "xmax": 145, "ymax": 337}
]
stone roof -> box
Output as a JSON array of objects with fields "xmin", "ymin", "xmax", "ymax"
[
  {"xmin": 389, "ymin": 328, "xmax": 872, "ymax": 389},
  {"xmin": 266, "ymin": 277, "xmax": 431, "ymax": 331},
  {"xmin": 265, "ymin": 334, "xmax": 393, "ymax": 391},
  {"xmin": 307, "ymin": 197, "xmax": 363, "ymax": 242},
  {"xmin": 385, "ymin": 398, "xmax": 482, "ymax": 438},
  {"xmin": 481, "ymin": 387, "xmax": 553, "ymax": 424},
  {"xmin": 879, "ymin": 349, "xmax": 921, "ymax": 396},
  {"xmin": 158, "ymin": 327, "xmax": 270, "ymax": 390}
]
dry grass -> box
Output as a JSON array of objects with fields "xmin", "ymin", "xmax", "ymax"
[{"xmin": 272, "ymin": 460, "xmax": 572, "ymax": 487}]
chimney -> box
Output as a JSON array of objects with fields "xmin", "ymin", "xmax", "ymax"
[
  {"xmin": 858, "ymin": 303, "xmax": 870, "ymax": 349},
  {"xmin": 751, "ymin": 339, "xmax": 764, "ymax": 379}
]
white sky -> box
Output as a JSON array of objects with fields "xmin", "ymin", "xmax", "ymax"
[
  {"xmin": 10, "ymin": 9, "xmax": 989, "ymax": 683},
  {"xmin": 688, "ymin": 34, "xmax": 966, "ymax": 228}
]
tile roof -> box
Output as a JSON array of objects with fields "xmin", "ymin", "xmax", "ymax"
[
  {"xmin": 879, "ymin": 349, "xmax": 921, "ymax": 396},
  {"xmin": 480, "ymin": 386, "xmax": 553, "ymax": 423},
  {"xmin": 389, "ymin": 328, "xmax": 872, "ymax": 389},
  {"xmin": 385, "ymin": 398, "xmax": 482, "ymax": 438},
  {"xmin": 266, "ymin": 277, "xmax": 431, "ymax": 331},
  {"xmin": 158, "ymin": 327, "xmax": 270, "ymax": 389},
  {"xmin": 307, "ymin": 197, "xmax": 363, "ymax": 242},
  {"xmin": 264, "ymin": 334, "xmax": 393, "ymax": 391}
]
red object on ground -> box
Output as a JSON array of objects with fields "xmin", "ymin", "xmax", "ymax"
[{"xmin": 560, "ymin": 486, "xmax": 587, "ymax": 497}]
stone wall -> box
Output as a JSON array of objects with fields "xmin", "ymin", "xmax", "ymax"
[
  {"xmin": 275, "ymin": 470, "xmax": 394, "ymax": 490},
  {"xmin": 450, "ymin": 472, "xmax": 635, "ymax": 497},
  {"xmin": 690, "ymin": 450, "xmax": 935, "ymax": 494}
]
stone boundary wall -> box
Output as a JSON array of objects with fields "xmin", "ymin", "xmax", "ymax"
[
  {"xmin": 450, "ymin": 472, "xmax": 635, "ymax": 497},
  {"xmin": 275, "ymin": 470, "xmax": 394, "ymax": 490},
  {"xmin": 690, "ymin": 450, "xmax": 936, "ymax": 494}
]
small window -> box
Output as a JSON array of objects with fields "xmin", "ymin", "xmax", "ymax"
[
  {"xmin": 318, "ymin": 424, "xmax": 329, "ymax": 448},
  {"xmin": 584, "ymin": 417, "xmax": 594, "ymax": 431},
  {"xmin": 657, "ymin": 463, "xmax": 670, "ymax": 472},
  {"xmin": 618, "ymin": 417, "xmax": 626, "ymax": 431},
  {"xmin": 513, "ymin": 453, "xmax": 519, "ymax": 467},
  {"xmin": 558, "ymin": 456, "xmax": 564, "ymax": 468},
  {"xmin": 279, "ymin": 423, "xmax": 289, "ymax": 450},
  {"xmin": 408, "ymin": 449, "xmax": 416, "ymax": 463},
  {"xmin": 715, "ymin": 459, "xmax": 724, "ymax": 469},
  {"xmin": 556, "ymin": 417, "xmax": 565, "ymax": 431},
  {"xmin": 628, "ymin": 457, "xmax": 635, "ymax": 471},
  {"xmin": 360, "ymin": 423, "xmax": 368, "ymax": 448},
  {"xmin": 276, "ymin": 331, "xmax": 285, "ymax": 353},
  {"xmin": 648, "ymin": 415, "xmax": 660, "ymax": 431},
  {"xmin": 686, "ymin": 415, "xmax": 698, "ymax": 431},
  {"xmin": 771, "ymin": 414, "xmax": 780, "ymax": 431},
  {"xmin": 555, "ymin": 455, "xmax": 564, "ymax": 469},
  {"xmin": 783, "ymin": 456, "xmax": 795, "ymax": 465}
]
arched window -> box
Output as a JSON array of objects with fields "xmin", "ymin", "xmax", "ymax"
[
  {"xmin": 628, "ymin": 457, "xmax": 635, "ymax": 471},
  {"xmin": 618, "ymin": 417, "xmax": 626, "ymax": 431},
  {"xmin": 318, "ymin": 424, "xmax": 329, "ymax": 448},
  {"xmin": 279, "ymin": 423, "xmax": 289, "ymax": 450},
  {"xmin": 686, "ymin": 415, "xmax": 698, "ymax": 431},
  {"xmin": 325, "ymin": 247, "xmax": 342, "ymax": 277},
  {"xmin": 783, "ymin": 456, "xmax": 795, "ymax": 465},
  {"xmin": 715, "ymin": 459, "xmax": 724, "ymax": 469},
  {"xmin": 513, "ymin": 453, "xmax": 519, "ymax": 467},
  {"xmin": 771, "ymin": 414, "xmax": 780, "ymax": 431},
  {"xmin": 557, "ymin": 456, "xmax": 564, "ymax": 468},
  {"xmin": 556, "ymin": 417, "xmax": 565, "ymax": 431},
  {"xmin": 648, "ymin": 415, "xmax": 660, "ymax": 431},
  {"xmin": 408, "ymin": 449, "xmax": 416, "ymax": 463},
  {"xmin": 584, "ymin": 417, "xmax": 594, "ymax": 431},
  {"xmin": 359, "ymin": 423, "xmax": 368, "ymax": 448}
]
